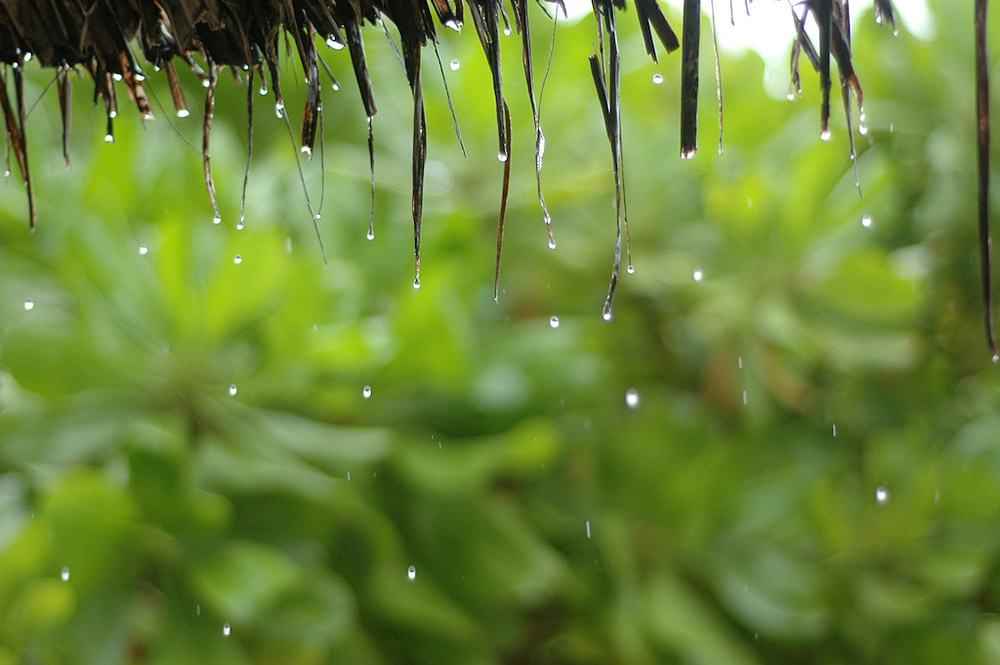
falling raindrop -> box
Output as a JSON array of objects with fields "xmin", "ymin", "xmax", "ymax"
[
  {"xmin": 875, "ymin": 486, "xmax": 889, "ymax": 505},
  {"xmin": 407, "ymin": 565, "xmax": 417, "ymax": 581},
  {"xmin": 139, "ymin": 244, "xmax": 148, "ymax": 256},
  {"xmin": 652, "ymin": 73, "xmax": 664, "ymax": 85},
  {"xmin": 346, "ymin": 470, "xmax": 351, "ymax": 482},
  {"xmin": 549, "ymin": 316, "xmax": 560, "ymax": 329},
  {"xmin": 693, "ymin": 269, "xmax": 703, "ymax": 282},
  {"xmin": 737, "ymin": 356, "xmax": 743, "ymax": 369},
  {"xmin": 362, "ymin": 385, "xmax": 372, "ymax": 399},
  {"xmin": 233, "ymin": 254, "xmax": 243, "ymax": 265},
  {"xmin": 742, "ymin": 390, "xmax": 748, "ymax": 405},
  {"xmin": 625, "ymin": 388, "xmax": 640, "ymax": 409},
  {"xmin": 222, "ymin": 623, "xmax": 232, "ymax": 637},
  {"xmin": 832, "ymin": 424, "xmax": 837, "ymax": 437},
  {"xmin": 861, "ymin": 215, "xmax": 873, "ymax": 228},
  {"xmin": 228, "ymin": 384, "xmax": 238, "ymax": 396},
  {"xmin": 196, "ymin": 604, "xmax": 201, "ymax": 616},
  {"xmin": 60, "ymin": 566, "xmax": 70, "ymax": 581},
  {"xmin": 23, "ymin": 299, "xmax": 34, "ymax": 311},
  {"xmin": 585, "ymin": 520, "xmax": 592, "ymax": 538},
  {"xmin": 450, "ymin": 60, "xmax": 461, "ymax": 71}
]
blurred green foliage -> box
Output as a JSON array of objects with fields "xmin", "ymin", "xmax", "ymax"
[{"xmin": 2, "ymin": 3, "xmax": 1000, "ymax": 664}]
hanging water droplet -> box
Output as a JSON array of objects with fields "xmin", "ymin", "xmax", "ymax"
[
  {"xmin": 222, "ymin": 623, "xmax": 232, "ymax": 637},
  {"xmin": 993, "ymin": 351, "xmax": 1000, "ymax": 364},
  {"xmin": 112, "ymin": 72, "xmax": 123, "ymax": 82},
  {"xmin": 413, "ymin": 278, "xmax": 421, "ymax": 290},
  {"xmin": 549, "ymin": 316, "xmax": 560, "ymax": 329},
  {"xmin": 626, "ymin": 264, "xmax": 635, "ymax": 275},
  {"xmin": 875, "ymin": 486, "xmax": 889, "ymax": 505},
  {"xmin": 366, "ymin": 228, "xmax": 375, "ymax": 241},
  {"xmin": 820, "ymin": 129, "xmax": 831, "ymax": 141},
  {"xmin": 362, "ymin": 385, "xmax": 372, "ymax": 399},
  {"xmin": 229, "ymin": 384, "xmax": 238, "ymax": 396},
  {"xmin": 407, "ymin": 565, "xmax": 417, "ymax": 581},
  {"xmin": 859, "ymin": 122, "xmax": 869, "ymax": 136},
  {"xmin": 139, "ymin": 244, "xmax": 148, "ymax": 256},
  {"xmin": 104, "ymin": 134, "xmax": 114, "ymax": 143},
  {"xmin": 585, "ymin": 520, "xmax": 592, "ymax": 538},
  {"xmin": 602, "ymin": 310, "xmax": 612, "ymax": 322},
  {"xmin": 325, "ymin": 37, "xmax": 345, "ymax": 50},
  {"xmin": 861, "ymin": 214, "xmax": 873, "ymax": 228},
  {"xmin": 503, "ymin": 26, "xmax": 512, "ymax": 36},
  {"xmin": 692, "ymin": 269, "xmax": 703, "ymax": 282},
  {"xmin": 331, "ymin": 82, "xmax": 341, "ymax": 91},
  {"xmin": 60, "ymin": 566, "xmax": 70, "ymax": 581},
  {"xmin": 450, "ymin": 59, "xmax": 461, "ymax": 71},
  {"xmin": 212, "ymin": 215, "xmax": 222, "ymax": 225},
  {"xmin": 547, "ymin": 239, "xmax": 557, "ymax": 250},
  {"xmin": 680, "ymin": 148, "xmax": 696, "ymax": 160},
  {"xmin": 444, "ymin": 18, "xmax": 462, "ymax": 31},
  {"xmin": 177, "ymin": 109, "xmax": 190, "ymax": 118},
  {"xmin": 497, "ymin": 150, "xmax": 508, "ymax": 163},
  {"xmin": 652, "ymin": 73, "xmax": 664, "ymax": 85},
  {"xmin": 301, "ymin": 145, "xmax": 312, "ymax": 156},
  {"xmin": 786, "ymin": 90, "xmax": 796, "ymax": 101},
  {"xmin": 259, "ymin": 82, "xmax": 268, "ymax": 96},
  {"xmin": 23, "ymin": 299, "xmax": 34, "ymax": 311},
  {"xmin": 236, "ymin": 218, "xmax": 244, "ymax": 231},
  {"xmin": 233, "ymin": 254, "xmax": 243, "ymax": 265},
  {"xmin": 625, "ymin": 388, "xmax": 640, "ymax": 409}
]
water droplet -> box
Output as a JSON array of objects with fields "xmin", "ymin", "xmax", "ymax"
[
  {"xmin": 139, "ymin": 244, "xmax": 148, "ymax": 256},
  {"xmin": 993, "ymin": 351, "xmax": 1000, "ymax": 364},
  {"xmin": 680, "ymin": 147, "xmax": 696, "ymax": 160},
  {"xmin": 875, "ymin": 486, "xmax": 889, "ymax": 505},
  {"xmin": 859, "ymin": 122, "xmax": 869, "ymax": 136},
  {"xmin": 602, "ymin": 310, "xmax": 612, "ymax": 322},
  {"xmin": 233, "ymin": 254, "xmax": 243, "ymax": 265},
  {"xmin": 450, "ymin": 59, "xmax": 461, "ymax": 71},
  {"xmin": 23, "ymin": 299, "xmax": 34, "ymax": 311},
  {"xmin": 585, "ymin": 520, "xmax": 592, "ymax": 538},
  {"xmin": 362, "ymin": 385, "xmax": 372, "ymax": 399},
  {"xmin": 201, "ymin": 78, "xmax": 210, "ymax": 88},
  {"xmin": 407, "ymin": 565, "xmax": 417, "ymax": 581},
  {"xmin": 503, "ymin": 26, "xmax": 512, "ymax": 36},
  {"xmin": 301, "ymin": 145, "xmax": 312, "ymax": 156},
  {"xmin": 652, "ymin": 73, "xmax": 664, "ymax": 85},
  {"xmin": 60, "ymin": 566, "xmax": 70, "ymax": 581},
  {"xmin": 549, "ymin": 316, "xmax": 560, "ymax": 329},
  {"xmin": 497, "ymin": 150, "xmax": 508, "ymax": 163},
  {"xmin": 212, "ymin": 215, "xmax": 222, "ymax": 225},
  {"xmin": 625, "ymin": 388, "xmax": 640, "ymax": 409},
  {"xmin": 104, "ymin": 134, "xmax": 114, "ymax": 143},
  {"xmin": 259, "ymin": 83, "xmax": 268, "ymax": 96},
  {"xmin": 626, "ymin": 264, "xmax": 635, "ymax": 274},
  {"xmin": 444, "ymin": 18, "xmax": 462, "ymax": 31},
  {"xmin": 332, "ymin": 82, "xmax": 341, "ymax": 91},
  {"xmin": 229, "ymin": 384, "xmax": 238, "ymax": 396},
  {"xmin": 786, "ymin": 90, "xmax": 796, "ymax": 101},
  {"xmin": 692, "ymin": 269, "xmax": 703, "ymax": 282},
  {"xmin": 177, "ymin": 109, "xmax": 190, "ymax": 118},
  {"xmin": 222, "ymin": 623, "xmax": 232, "ymax": 637},
  {"xmin": 275, "ymin": 101, "xmax": 285, "ymax": 118},
  {"xmin": 325, "ymin": 37, "xmax": 345, "ymax": 50},
  {"xmin": 820, "ymin": 129, "xmax": 831, "ymax": 141},
  {"xmin": 367, "ymin": 229, "xmax": 375, "ymax": 240},
  {"xmin": 412, "ymin": 278, "xmax": 421, "ymax": 290},
  {"xmin": 112, "ymin": 72, "xmax": 123, "ymax": 82},
  {"xmin": 236, "ymin": 219, "xmax": 244, "ymax": 231},
  {"xmin": 547, "ymin": 239, "xmax": 557, "ymax": 250},
  {"xmin": 861, "ymin": 215, "xmax": 872, "ymax": 228}
]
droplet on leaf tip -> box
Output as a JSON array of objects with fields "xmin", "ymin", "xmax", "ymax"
[
  {"xmin": 626, "ymin": 264, "xmax": 635, "ymax": 274},
  {"xmin": 693, "ymin": 269, "xmax": 703, "ymax": 282},
  {"xmin": 625, "ymin": 388, "xmax": 640, "ymax": 409},
  {"xmin": 23, "ymin": 299, "xmax": 34, "ymax": 311},
  {"xmin": 177, "ymin": 109, "xmax": 190, "ymax": 118},
  {"xmin": 362, "ymin": 385, "xmax": 372, "ymax": 399},
  {"xmin": 498, "ymin": 150, "xmax": 508, "ymax": 163},
  {"xmin": 450, "ymin": 60, "xmax": 460, "ymax": 71},
  {"xmin": 234, "ymin": 255, "xmax": 243, "ymax": 265},
  {"xmin": 820, "ymin": 129, "xmax": 831, "ymax": 141},
  {"xmin": 212, "ymin": 215, "xmax": 222, "ymax": 225},
  {"xmin": 680, "ymin": 148, "xmax": 696, "ymax": 160},
  {"xmin": 60, "ymin": 566, "xmax": 70, "ymax": 581},
  {"xmin": 652, "ymin": 73, "xmax": 663, "ymax": 85},
  {"xmin": 139, "ymin": 244, "xmax": 148, "ymax": 255},
  {"xmin": 875, "ymin": 486, "xmax": 889, "ymax": 504},
  {"xmin": 367, "ymin": 229, "xmax": 375, "ymax": 241},
  {"xmin": 407, "ymin": 565, "xmax": 417, "ymax": 581},
  {"xmin": 861, "ymin": 215, "xmax": 872, "ymax": 228},
  {"xmin": 548, "ymin": 239, "xmax": 557, "ymax": 250},
  {"xmin": 413, "ymin": 278, "xmax": 421, "ymax": 290},
  {"xmin": 549, "ymin": 316, "xmax": 560, "ymax": 329},
  {"xmin": 222, "ymin": 623, "xmax": 232, "ymax": 637},
  {"xmin": 229, "ymin": 384, "xmax": 238, "ymax": 396}
]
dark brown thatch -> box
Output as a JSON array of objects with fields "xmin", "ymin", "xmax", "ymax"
[{"xmin": 12, "ymin": 1, "xmax": 984, "ymax": 346}]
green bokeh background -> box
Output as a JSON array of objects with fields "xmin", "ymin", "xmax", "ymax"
[{"xmin": 2, "ymin": 3, "xmax": 1000, "ymax": 663}]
